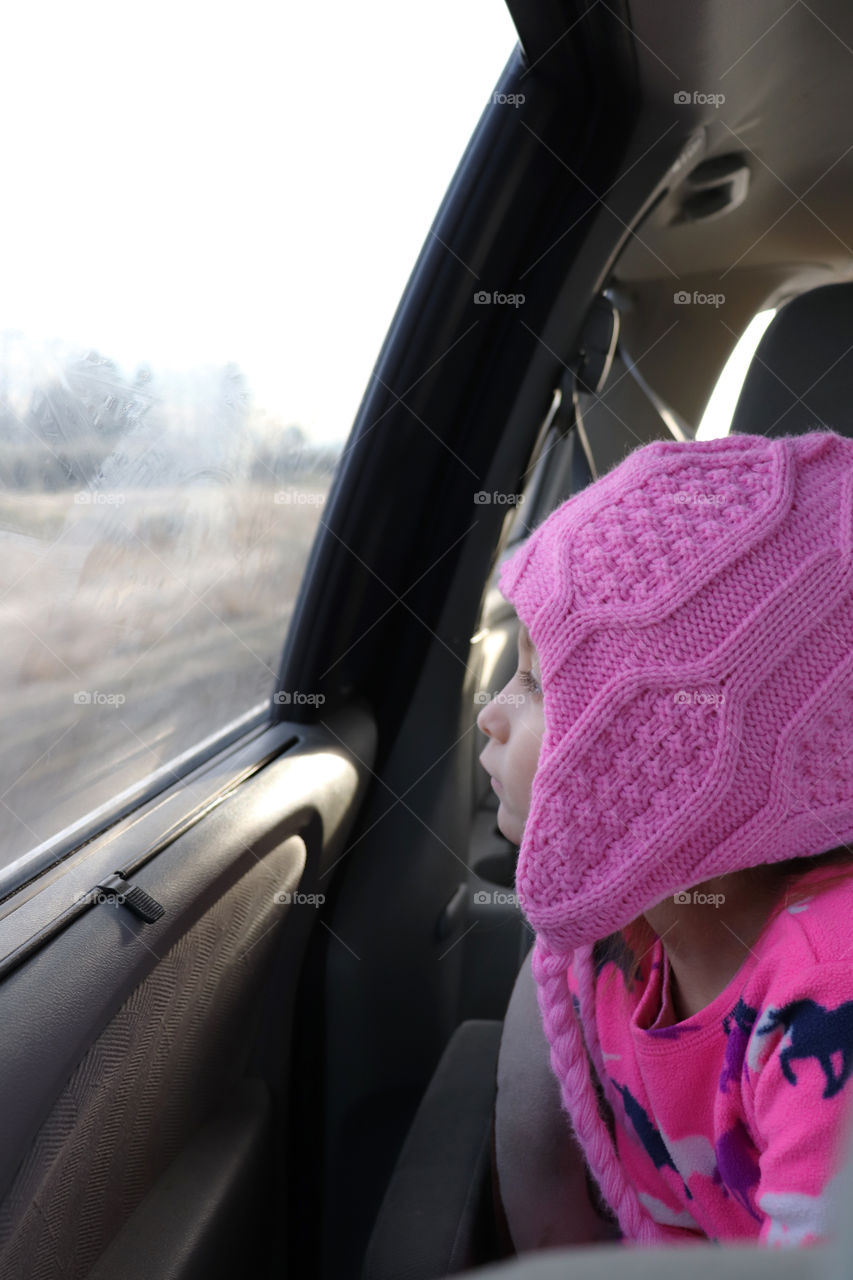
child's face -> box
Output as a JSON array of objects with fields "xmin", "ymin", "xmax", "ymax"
[{"xmin": 477, "ymin": 621, "xmax": 546, "ymax": 846}]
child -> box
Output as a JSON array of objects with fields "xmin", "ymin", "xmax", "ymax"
[{"xmin": 477, "ymin": 429, "xmax": 853, "ymax": 1249}]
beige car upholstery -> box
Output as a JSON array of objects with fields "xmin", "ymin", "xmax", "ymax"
[{"xmin": 494, "ymin": 947, "xmax": 619, "ymax": 1251}]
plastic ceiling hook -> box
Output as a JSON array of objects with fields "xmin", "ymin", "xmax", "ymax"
[{"xmin": 676, "ymin": 153, "xmax": 751, "ymax": 223}]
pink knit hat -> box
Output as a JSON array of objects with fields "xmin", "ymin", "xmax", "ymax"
[{"xmin": 497, "ymin": 430, "xmax": 853, "ymax": 1243}]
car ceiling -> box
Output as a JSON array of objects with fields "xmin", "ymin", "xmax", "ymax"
[
  {"xmin": 517, "ymin": 0, "xmax": 853, "ymax": 430},
  {"xmin": 618, "ymin": 0, "xmax": 853, "ymax": 282}
]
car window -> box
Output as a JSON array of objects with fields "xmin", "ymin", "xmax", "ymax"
[
  {"xmin": 504, "ymin": 389, "xmax": 564, "ymax": 545},
  {"xmin": 0, "ymin": 0, "xmax": 517, "ymax": 886},
  {"xmin": 1, "ymin": 344, "xmax": 336, "ymax": 880},
  {"xmin": 488, "ymin": 387, "xmax": 578, "ymax": 589},
  {"xmin": 697, "ymin": 309, "xmax": 776, "ymax": 438}
]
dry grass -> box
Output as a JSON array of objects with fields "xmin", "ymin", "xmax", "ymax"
[{"xmin": 0, "ymin": 475, "xmax": 332, "ymax": 864}]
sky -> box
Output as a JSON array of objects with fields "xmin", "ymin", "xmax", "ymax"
[
  {"xmin": 0, "ymin": 1, "xmax": 772, "ymax": 451},
  {"xmin": 0, "ymin": 1, "xmax": 519, "ymax": 447}
]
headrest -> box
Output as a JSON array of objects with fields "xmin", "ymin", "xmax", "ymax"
[{"xmin": 730, "ymin": 282, "xmax": 853, "ymax": 440}]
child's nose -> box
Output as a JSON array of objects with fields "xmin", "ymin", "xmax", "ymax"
[
  {"xmin": 477, "ymin": 695, "xmax": 507, "ymax": 741},
  {"xmin": 476, "ymin": 702, "xmax": 491, "ymax": 736}
]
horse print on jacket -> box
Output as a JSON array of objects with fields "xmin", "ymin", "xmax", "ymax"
[
  {"xmin": 611, "ymin": 1080, "xmax": 694, "ymax": 1200},
  {"xmin": 720, "ymin": 997, "xmax": 758, "ymax": 1093},
  {"xmin": 753, "ymin": 997, "xmax": 853, "ymax": 1099}
]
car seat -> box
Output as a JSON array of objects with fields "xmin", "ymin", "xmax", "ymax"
[{"xmin": 361, "ymin": 943, "xmax": 615, "ymax": 1280}]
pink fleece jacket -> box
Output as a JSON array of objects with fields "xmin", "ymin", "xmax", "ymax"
[{"xmin": 567, "ymin": 862, "xmax": 853, "ymax": 1247}]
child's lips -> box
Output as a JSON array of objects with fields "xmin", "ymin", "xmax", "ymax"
[{"xmin": 479, "ymin": 752, "xmax": 503, "ymax": 794}]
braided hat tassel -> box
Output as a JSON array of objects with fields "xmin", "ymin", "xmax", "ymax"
[{"xmin": 532, "ymin": 937, "xmax": 669, "ymax": 1244}]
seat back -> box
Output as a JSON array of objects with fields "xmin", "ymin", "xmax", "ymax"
[
  {"xmin": 730, "ymin": 282, "xmax": 853, "ymax": 439},
  {"xmin": 493, "ymin": 947, "xmax": 619, "ymax": 1251}
]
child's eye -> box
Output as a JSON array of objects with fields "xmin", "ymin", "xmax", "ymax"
[{"xmin": 518, "ymin": 668, "xmax": 541, "ymax": 696}]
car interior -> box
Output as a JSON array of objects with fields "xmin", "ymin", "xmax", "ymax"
[{"xmin": 2, "ymin": 1, "xmax": 853, "ymax": 1279}]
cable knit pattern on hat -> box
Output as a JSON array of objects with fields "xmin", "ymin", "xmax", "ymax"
[{"xmin": 497, "ymin": 430, "xmax": 853, "ymax": 1245}]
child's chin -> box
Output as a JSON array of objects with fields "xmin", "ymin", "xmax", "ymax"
[{"xmin": 496, "ymin": 807, "xmax": 523, "ymax": 847}]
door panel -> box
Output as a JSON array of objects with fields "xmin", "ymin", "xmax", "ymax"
[
  {"xmin": 0, "ymin": 704, "xmax": 377, "ymax": 1279},
  {"xmin": 86, "ymin": 1078, "xmax": 271, "ymax": 1280}
]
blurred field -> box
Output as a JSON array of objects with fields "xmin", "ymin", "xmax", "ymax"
[{"xmin": 0, "ymin": 473, "xmax": 334, "ymax": 867}]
